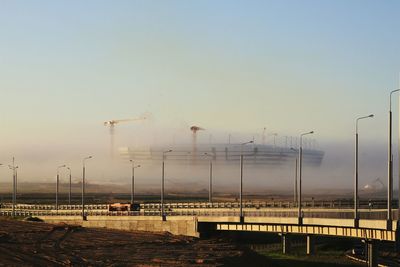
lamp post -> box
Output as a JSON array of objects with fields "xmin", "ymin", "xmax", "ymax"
[
  {"xmin": 290, "ymin": 148, "xmax": 298, "ymax": 205},
  {"xmin": 82, "ymin": 156, "xmax": 93, "ymax": 220},
  {"xmin": 354, "ymin": 114, "xmax": 374, "ymax": 227},
  {"xmin": 56, "ymin": 165, "xmax": 66, "ymax": 212},
  {"xmin": 204, "ymin": 153, "xmax": 213, "ymax": 203},
  {"xmin": 388, "ymin": 90, "xmax": 399, "ymax": 226},
  {"xmin": 240, "ymin": 141, "xmax": 253, "ymax": 222},
  {"xmin": 161, "ymin": 150, "xmax": 172, "ymax": 221},
  {"xmin": 298, "ymin": 131, "xmax": 314, "ymax": 224},
  {"xmin": 129, "ymin": 160, "xmax": 141, "ymax": 204},
  {"xmin": 67, "ymin": 167, "xmax": 72, "ymax": 205},
  {"xmin": 0, "ymin": 164, "xmax": 2, "ymax": 200},
  {"xmin": 269, "ymin": 133, "xmax": 278, "ymax": 148},
  {"xmin": 8, "ymin": 159, "xmax": 18, "ymax": 218}
]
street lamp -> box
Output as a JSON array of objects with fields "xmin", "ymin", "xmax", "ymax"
[
  {"xmin": 129, "ymin": 160, "xmax": 141, "ymax": 205},
  {"xmin": 298, "ymin": 131, "xmax": 314, "ymax": 224},
  {"xmin": 0, "ymin": 164, "xmax": 3, "ymax": 204},
  {"xmin": 388, "ymin": 89, "xmax": 399, "ymax": 226},
  {"xmin": 290, "ymin": 148, "xmax": 298, "ymax": 205},
  {"xmin": 67, "ymin": 167, "xmax": 72, "ymax": 205},
  {"xmin": 56, "ymin": 164, "xmax": 66, "ymax": 212},
  {"xmin": 8, "ymin": 160, "xmax": 18, "ymax": 218},
  {"xmin": 354, "ymin": 114, "xmax": 374, "ymax": 227},
  {"xmin": 82, "ymin": 156, "xmax": 93, "ymax": 220},
  {"xmin": 269, "ymin": 133, "xmax": 278, "ymax": 148},
  {"xmin": 161, "ymin": 150, "xmax": 172, "ymax": 221},
  {"xmin": 204, "ymin": 153, "xmax": 213, "ymax": 203},
  {"xmin": 240, "ymin": 140, "xmax": 253, "ymax": 222}
]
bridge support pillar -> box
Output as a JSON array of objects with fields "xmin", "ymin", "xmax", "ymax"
[
  {"xmin": 396, "ymin": 221, "xmax": 400, "ymax": 252},
  {"xmin": 386, "ymin": 219, "xmax": 392, "ymax": 231},
  {"xmin": 306, "ymin": 235, "xmax": 315, "ymax": 255},
  {"xmin": 281, "ymin": 234, "xmax": 291, "ymax": 254},
  {"xmin": 366, "ymin": 240, "xmax": 378, "ymax": 267}
]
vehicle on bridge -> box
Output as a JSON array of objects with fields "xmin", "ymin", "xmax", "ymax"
[{"xmin": 109, "ymin": 203, "xmax": 140, "ymax": 212}]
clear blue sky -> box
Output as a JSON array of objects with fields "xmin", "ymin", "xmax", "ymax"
[{"xmin": 0, "ymin": 1, "xmax": 399, "ymax": 185}]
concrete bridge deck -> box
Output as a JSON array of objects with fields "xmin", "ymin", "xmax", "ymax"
[
  {"xmin": 2, "ymin": 207, "xmax": 398, "ymax": 221},
  {"xmin": 2, "ymin": 199, "xmax": 397, "ymax": 211},
  {"xmin": 2, "ymin": 201, "xmax": 398, "ymax": 267},
  {"xmin": 1, "ymin": 202, "xmax": 398, "ymax": 241}
]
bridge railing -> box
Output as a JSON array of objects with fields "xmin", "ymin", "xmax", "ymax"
[
  {"xmin": 1, "ymin": 208, "xmax": 395, "ymax": 220},
  {"xmin": 140, "ymin": 200, "xmax": 398, "ymax": 210},
  {"xmin": 1, "ymin": 200, "xmax": 397, "ymax": 211},
  {"xmin": 0, "ymin": 203, "xmax": 109, "ymax": 211}
]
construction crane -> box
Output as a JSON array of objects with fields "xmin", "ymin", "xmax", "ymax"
[
  {"xmin": 104, "ymin": 115, "xmax": 147, "ymax": 158},
  {"xmin": 363, "ymin": 177, "xmax": 386, "ymax": 193},
  {"xmin": 190, "ymin": 126, "xmax": 204, "ymax": 162}
]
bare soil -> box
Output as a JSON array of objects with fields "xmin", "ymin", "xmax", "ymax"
[{"xmin": 0, "ymin": 218, "xmax": 265, "ymax": 266}]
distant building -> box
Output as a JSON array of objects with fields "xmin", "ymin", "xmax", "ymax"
[{"xmin": 119, "ymin": 143, "xmax": 324, "ymax": 167}]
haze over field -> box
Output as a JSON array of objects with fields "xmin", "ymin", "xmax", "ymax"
[{"xmin": 0, "ymin": 1, "xmax": 400, "ymax": 192}]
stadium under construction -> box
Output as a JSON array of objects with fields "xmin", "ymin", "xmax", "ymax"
[{"xmin": 119, "ymin": 141, "xmax": 324, "ymax": 167}]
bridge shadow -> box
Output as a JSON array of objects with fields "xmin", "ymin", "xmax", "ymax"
[
  {"xmin": 222, "ymin": 251, "xmax": 360, "ymax": 267},
  {"xmin": 262, "ymin": 258, "xmax": 359, "ymax": 267}
]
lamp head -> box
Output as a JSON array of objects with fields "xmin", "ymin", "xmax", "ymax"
[{"xmin": 368, "ymin": 114, "xmax": 374, "ymax": 118}]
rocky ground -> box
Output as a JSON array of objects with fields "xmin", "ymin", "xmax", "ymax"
[{"xmin": 0, "ymin": 218, "xmax": 265, "ymax": 266}]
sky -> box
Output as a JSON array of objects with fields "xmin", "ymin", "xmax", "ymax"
[{"xmin": 0, "ymin": 0, "xmax": 400, "ymax": 191}]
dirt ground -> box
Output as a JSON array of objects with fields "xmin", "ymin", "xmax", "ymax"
[{"xmin": 0, "ymin": 218, "xmax": 265, "ymax": 266}]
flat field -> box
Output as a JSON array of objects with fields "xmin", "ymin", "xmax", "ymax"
[{"xmin": 0, "ymin": 218, "xmax": 263, "ymax": 266}]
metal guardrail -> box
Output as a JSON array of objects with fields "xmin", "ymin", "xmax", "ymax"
[
  {"xmin": 140, "ymin": 200, "xmax": 398, "ymax": 210},
  {"xmin": 0, "ymin": 204, "xmax": 109, "ymax": 210},
  {"xmin": 0, "ymin": 208, "xmax": 396, "ymax": 220},
  {"xmin": 1, "ymin": 200, "xmax": 396, "ymax": 211}
]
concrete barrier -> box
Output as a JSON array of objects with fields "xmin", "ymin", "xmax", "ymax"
[{"xmin": 37, "ymin": 215, "xmax": 200, "ymax": 237}]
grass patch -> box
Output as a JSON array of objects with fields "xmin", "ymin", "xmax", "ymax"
[{"xmin": 254, "ymin": 242, "xmax": 362, "ymax": 267}]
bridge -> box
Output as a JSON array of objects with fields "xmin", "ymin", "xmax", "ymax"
[{"xmin": 1, "ymin": 200, "xmax": 399, "ymax": 267}]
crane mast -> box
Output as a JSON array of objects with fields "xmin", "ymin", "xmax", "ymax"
[{"xmin": 104, "ymin": 116, "xmax": 147, "ymax": 158}]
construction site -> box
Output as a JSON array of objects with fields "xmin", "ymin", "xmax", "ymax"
[{"xmin": 103, "ymin": 116, "xmax": 325, "ymax": 167}]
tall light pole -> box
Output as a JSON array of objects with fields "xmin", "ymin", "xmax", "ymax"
[
  {"xmin": 290, "ymin": 148, "xmax": 298, "ymax": 205},
  {"xmin": 161, "ymin": 150, "xmax": 172, "ymax": 221},
  {"xmin": 298, "ymin": 131, "xmax": 314, "ymax": 224},
  {"xmin": 388, "ymin": 89, "xmax": 399, "ymax": 226},
  {"xmin": 354, "ymin": 114, "xmax": 374, "ymax": 227},
  {"xmin": 82, "ymin": 156, "xmax": 93, "ymax": 220},
  {"xmin": 8, "ymin": 158, "xmax": 18, "ymax": 218},
  {"xmin": 269, "ymin": 133, "xmax": 278, "ymax": 148},
  {"xmin": 56, "ymin": 165, "xmax": 66, "ymax": 213},
  {"xmin": 204, "ymin": 153, "xmax": 213, "ymax": 203},
  {"xmin": 240, "ymin": 140, "xmax": 253, "ymax": 222},
  {"xmin": 67, "ymin": 167, "xmax": 72, "ymax": 205},
  {"xmin": 0, "ymin": 164, "xmax": 3, "ymax": 203},
  {"xmin": 129, "ymin": 160, "xmax": 141, "ymax": 204},
  {"xmin": 398, "ymin": 86, "xmax": 400, "ymax": 220}
]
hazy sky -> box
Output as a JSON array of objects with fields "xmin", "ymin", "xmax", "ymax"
[{"xmin": 0, "ymin": 1, "xmax": 399, "ymax": 189}]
